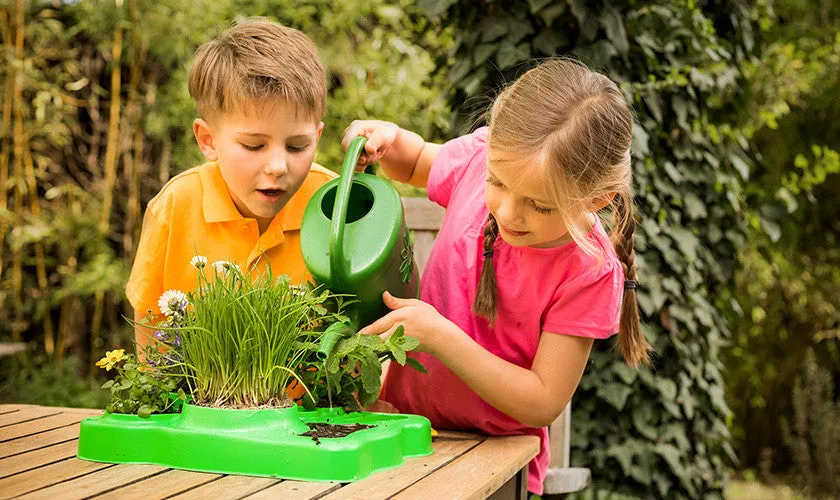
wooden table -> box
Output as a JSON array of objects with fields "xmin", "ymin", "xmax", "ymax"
[{"xmin": 0, "ymin": 404, "xmax": 538, "ymax": 499}]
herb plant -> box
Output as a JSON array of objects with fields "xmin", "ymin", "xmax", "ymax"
[{"xmin": 101, "ymin": 256, "xmax": 425, "ymax": 415}]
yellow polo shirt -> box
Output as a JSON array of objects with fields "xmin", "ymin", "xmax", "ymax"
[{"xmin": 126, "ymin": 161, "xmax": 335, "ymax": 316}]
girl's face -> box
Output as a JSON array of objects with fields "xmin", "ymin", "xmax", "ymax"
[{"xmin": 484, "ymin": 157, "xmax": 577, "ymax": 248}]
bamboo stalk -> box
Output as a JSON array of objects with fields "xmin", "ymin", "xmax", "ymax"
[
  {"xmin": 92, "ymin": 5, "xmax": 124, "ymax": 368},
  {"xmin": 10, "ymin": 0, "xmax": 25, "ymax": 342},
  {"xmin": 124, "ymin": 0, "xmax": 144, "ymax": 259},
  {"xmin": 0, "ymin": 9, "xmax": 13, "ymax": 278},
  {"xmin": 23, "ymin": 147, "xmax": 55, "ymax": 353},
  {"xmin": 56, "ymin": 191, "xmax": 81, "ymax": 364},
  {"xmin": 100, "ymin": 9, "xmax": 123, "ymax": 235}
]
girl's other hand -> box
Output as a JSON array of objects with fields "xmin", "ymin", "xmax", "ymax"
[
  {"xmin": 342, "ymin": 120, "xmax": 400, "ymax": 170},
  {"xmin": 358, "ymin": 291, "xmax": 456, "ymax": 356}
]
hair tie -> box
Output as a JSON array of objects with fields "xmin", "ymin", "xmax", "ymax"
[
  {"xmin": 483, "ymin": 248, "xmax": 494, "ymax": 259},
  {"xmin": 624, "ymin": 279, "xmax": 638, "ymax": 290}
]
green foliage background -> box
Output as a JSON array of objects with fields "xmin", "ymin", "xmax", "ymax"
[{"xmin": 1, "ymin": 0, "xmax": 839, "ymax": 497}]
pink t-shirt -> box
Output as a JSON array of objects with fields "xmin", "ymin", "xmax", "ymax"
[{"xmin": 382, "ymin": 127, "xmax": 624, "ymax": 494}]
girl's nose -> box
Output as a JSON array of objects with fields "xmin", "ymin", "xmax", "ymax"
[{"xmin": 496, "ymin": 196, "xmax": 521, "ymax": 222}]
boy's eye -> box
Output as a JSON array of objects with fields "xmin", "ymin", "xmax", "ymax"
[
  {"xmin": 241, "ymin": 143, "xmax": 264, "ymax": 152},
  {"xmin": 287, "ymin": 144, "xmax": 308, "ymax": 153}
]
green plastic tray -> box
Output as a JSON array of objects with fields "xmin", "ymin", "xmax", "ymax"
[{"xmin": 77, "ymin": 403, "xmax": 432, "ymax": 481}]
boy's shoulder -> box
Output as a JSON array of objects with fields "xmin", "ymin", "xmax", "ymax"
[{"xmin": 145, "ymin": 163, "xmax": 216, "ymax": 218}]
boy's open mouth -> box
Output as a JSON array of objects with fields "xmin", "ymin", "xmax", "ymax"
[{"xmin": 257, "ymin": 188, "xmax": 285, "ymax": 202}]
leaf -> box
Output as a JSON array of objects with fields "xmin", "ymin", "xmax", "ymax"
[
  {"xmin": 596, "ymin": 383, "xmax": 633, "ymax": 410},
  {"xmin": 418, "ymin": 0, "xmax": 458, "ymax": 18},
  {"xmin": 137, "ymin": 405, "xmax": 153, "ymax": 418},
  {"xmin": 101, "ymin": 380, "xmax": 114, "ymax": 389},
  {"xmin": 392, "ymin": 346, "xmax": 407, "ymax": 365},
  {"xmin": 405, "ymin": 357, "xmax": 428, "ymax": 374},
  {"xmin": 496, "ymin": 42, "xmax": 530, "ymax": 70},
  {"xmin": 600, "ymin": 6, "xmax": 628, "ymax": 55},
  {"xmin": 359, "ymin": 350, "xmax": 382, "ymax": 395},
  {"xmin": 730, "ymin": 153, "xmax": 750, "ymax": 179},
  {"xmin": 526, "ymin": 0, "xmax": 553, "ymax": 13}
]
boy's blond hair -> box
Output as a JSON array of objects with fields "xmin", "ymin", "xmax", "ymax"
[{"xmin": 188, "ymin": 18, "xmax": 327, "ymax": 121}]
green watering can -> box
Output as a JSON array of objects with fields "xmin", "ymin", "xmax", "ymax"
[{"xmin": 301, "ymin": 137, "xmax": 419, "ymax": 359}]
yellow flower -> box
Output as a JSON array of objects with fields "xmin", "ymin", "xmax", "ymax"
[{"xmin": 95, "ymin": 348, "xmax": 126, "ymax": 371}]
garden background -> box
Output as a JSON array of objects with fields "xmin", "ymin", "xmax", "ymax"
[{"xmin": 0, "ymin": 0, "xmax": 838, "ymax": 498}]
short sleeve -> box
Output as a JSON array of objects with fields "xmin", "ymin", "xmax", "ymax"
[
  {"xmin": 125, "ymin": 207, "xmax": 168, "ymax": 314},
  {"xmin": 427, "ymin": 127, "xmax": 489, "ymax": 208},
  {"xmin": 542, "ymin": 260, "xmax": 624, "ymax": 339}
]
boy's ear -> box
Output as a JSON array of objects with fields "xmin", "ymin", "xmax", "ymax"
[
  {"xmin": 193, "ymin": 118, "xmax": 219, "ymax": 162},
  {"xmin": 588, "ymin": 192, "xmax": 616, "ymax": 211},
  {"xmin": 315, "ymin": 121, "xmax": 324, "ymax": 142}
]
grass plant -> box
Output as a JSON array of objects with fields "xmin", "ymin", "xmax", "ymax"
[{"xmin": 155, "ymin": 259, "xmax": 350, "ymax": 408}]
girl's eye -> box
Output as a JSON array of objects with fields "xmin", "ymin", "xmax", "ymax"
[
  {"xmin": 241, "ymin": 143, "xmax": 264, "ymax": 152},
  {"xmin": 530, "ymin": 202, "xmax": 554, "ymax": 215},
  {"xmin": 486, "ymin": 177, "xmax": 504, "ymax": 188}
]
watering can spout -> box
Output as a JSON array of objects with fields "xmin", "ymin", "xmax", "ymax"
[{"xmin": 316, "ymin": 319, "xmax": 358, "ymax": 361}]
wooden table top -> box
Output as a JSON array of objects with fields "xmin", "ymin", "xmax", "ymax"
[{"xmin": 0, "ymin": 404, "xmax": 539, "ymax": 500}]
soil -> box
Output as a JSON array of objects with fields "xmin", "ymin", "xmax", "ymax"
[
  {"xmin": 301, "ymin": 422, "xmax": 374, "ymax": 445},
  {"xmin": 191, "ymin": 396, "xmax": 295, "ymax": 410}
]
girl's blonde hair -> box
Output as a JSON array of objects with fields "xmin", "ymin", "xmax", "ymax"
[{"xmin": 473, "ymin": 58, "xmax": 652, "ymax": 367}]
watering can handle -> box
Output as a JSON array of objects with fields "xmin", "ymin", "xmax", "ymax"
[{"xmin": 329, "ymin": 136, "xmax": 368, "ymax": 285}]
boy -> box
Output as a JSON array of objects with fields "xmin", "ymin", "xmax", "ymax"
[{"xmin": 126, "ymin": 18, "xmax": 334, "ymax": 347}]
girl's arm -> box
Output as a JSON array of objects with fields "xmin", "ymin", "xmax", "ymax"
[
  {"xmin": 342, "ymin": 120, "xmax": 441, "ymax": 189},
  {"xmin": 360, "ymin": 292, "xmax": 593, "ymax": 428}
]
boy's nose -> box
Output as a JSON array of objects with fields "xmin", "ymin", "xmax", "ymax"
[{"xmin": 264, "ymin": 154, "xmax": 288, "ymax": 177}]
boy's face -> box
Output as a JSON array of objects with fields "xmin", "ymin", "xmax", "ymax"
[{"xmin": 193, "ymin": 100, "xmax": 324, "ymax": 229}]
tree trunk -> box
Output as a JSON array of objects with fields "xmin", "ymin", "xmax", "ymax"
[{"xmin": 10, "ymin": 0, "xmax": 25, "ymax": 341}]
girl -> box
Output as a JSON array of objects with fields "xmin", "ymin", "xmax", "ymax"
[{"xmin": 342, "ymin": 59, "xmax": 652, "ymax": 495}]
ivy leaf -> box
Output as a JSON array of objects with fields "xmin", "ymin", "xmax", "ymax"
[
  {"xmin": 417, "ymin": 0, "xmax": 457, "ymax": 18},
  {"xmin": 655, "ymin": 444, "xmax": 687, "ymax": 479},
  {"xmin": 596, "ymin": 383, "xmax": 633, "ymax": 410},
  {"xmin": 600, "ymin": 6, "xmax": 628, "ymax": 55},
  {"xmin": 496, "ymin": 42, "xmax": 530, "ymax": 70},
  {"xmin": 526, "ymin": 0, "xmax": 553, "ymax": 13}
]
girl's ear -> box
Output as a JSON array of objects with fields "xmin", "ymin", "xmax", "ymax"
[
  {"xmin": 589, "ymin": 192, "xmax": 616, "ymax": 211},
  {"xmin": 193, "ymin": 118, "xmax": 219, "ymax": 162}
]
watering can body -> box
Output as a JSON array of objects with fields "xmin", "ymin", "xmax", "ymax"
[{"xmin": 301, "ymin": 137, "xmax": 419, "ymax": 328}]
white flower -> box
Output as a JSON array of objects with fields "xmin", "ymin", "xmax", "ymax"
[
  {"xmin": 212, "ymin": 260, "xmax": 241, "ymax": 275},
  {"xmin": 158, "ymin": 290, "xmax": 188, "ymax": 317},
  {"xmin": 190, "ymin": 255, "xmax": 207, "ymax": 269}
]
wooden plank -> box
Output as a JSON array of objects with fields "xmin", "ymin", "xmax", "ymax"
[
  {"xmin": 402, "ymin": 197, "xmax": 445, "ymax": 231},
  {"xmin": 96, "ymin": 469, "xmax": 221, "ymax": 500},
  {"xmin": 0, "ymin": 423, "xmax": 80, "ymax": 458},
  {"xmin": 167, "ymin": 475, "xmax": 280, "ymax": 499},
  {"xmin": 0, "ymin": 457, "xmax": 112, "ymax": 497},
  {"xmin": 0, "ymin": 440, "xmax": 79, "ymax": 478},
  {"xmin": 0, "ymin": 342, "xmax": 26, "ymax": 357},
  {"xmin": 393, "ymin": 435, "xmax": 539, "ymax": 500},
  {"xmin": 322, "ymin": 437, "xmax": 481, "ymax": 499},
  {"xmin": 0, "ymin": 407, "xmax": 62, "ymax": 428},
  {"xmin": 412, "ymin": 231, "xmax": 436, "ymax": 275},
  {"xmin": 548, "ymin": 402, "xmax": 571, "ymax": 468},
  {"xmin": 433, "ymin": 430, "xmax": 480, "ymax": 440},
  {"xmin": 1, "ymin": 404, "xmax": 102, "ymax": 416},
  {"xmin": 0, "ymin": 412, "xmax": 88, "ymax": 441},
  {"xmin": 242, "ymin": 480, "xmax": 340, "ymax": 500},
  {"xmin": 17, "ymin": 463, "xmax": 165, "ymax": 500}
]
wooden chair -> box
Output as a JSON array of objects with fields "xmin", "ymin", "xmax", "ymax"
[{"xmin": 402, "ymin": 197, "xmax": 591, "ymax": 496}]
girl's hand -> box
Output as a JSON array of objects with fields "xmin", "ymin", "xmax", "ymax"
[
  {"xmin": 358, "ymin": 291, "xmax": 456, "ymax": 356},
  {"xmin": 342, "ymin": 120, "xmax": 400, "ymax": 169}
]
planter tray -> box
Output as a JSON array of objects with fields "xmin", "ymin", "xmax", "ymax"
[{"xmin": 77, "ymin": 403, "xmax": 432, "ymax": 481}]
